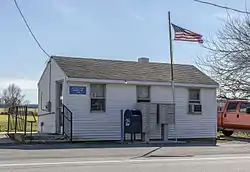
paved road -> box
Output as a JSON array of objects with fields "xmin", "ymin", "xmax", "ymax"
[
  {"xmin": 0, "ymin": 154, "xmax": 250, "ymax": 171},
  {"xmin": 1, "ymin": 143, "xmax": 250, "ymax": 171}
]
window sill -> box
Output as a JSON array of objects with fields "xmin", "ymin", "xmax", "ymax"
[
  {"xmin": 90, "ymin": 110, "xmax": 106, "ymax": 113},
  {"xmin": 188, "ymin": 112, "xmax": 202, "ymax": 115}
]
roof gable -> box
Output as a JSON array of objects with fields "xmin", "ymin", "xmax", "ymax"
[{"xmin": 52, "ymin": 56, "xmax": 218, "ymax": 86}]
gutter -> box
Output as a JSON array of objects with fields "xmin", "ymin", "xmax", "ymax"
[{"xmin": 66, "ymin": 77, "xmax": 218, "ymax": 88}]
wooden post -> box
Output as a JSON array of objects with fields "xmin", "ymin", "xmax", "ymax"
[
  {"xmin": 24, "ymin": 106, "xmax": 28, "ymax": 135},
  {"xmin": 15, "ymin": 107, "xmax": 18, "ymax": 133},
  {"xmin": 7, "ymin": 110, "xmax": 10, "ymax": 134}
]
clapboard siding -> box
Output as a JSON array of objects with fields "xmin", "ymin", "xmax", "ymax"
[
  {"xmin": 66, "ymin": 83, "xmax": 136, "ymax": 140},
  {"xmin": 150, "ymin": 86, "xmax": 173, "ymax": 139},
  {"xmin": 38, "ymin": 59, "xmax": 66, "ymax": 133},
  {"xmin": 150, "ymin": 86, "xmax": 217, "ymax": 139},
  {"xmin": 150, "ymin": 86, "xmax": 173, "ymax": 103},
  {"xmin": 61, "ymin": 83, "xmax": 216, "ymax": 140},
  {"xmin": 151, "ymin": 86, "xmax": 217, "ymax": 139}
]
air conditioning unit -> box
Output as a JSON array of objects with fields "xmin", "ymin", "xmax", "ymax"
[{"xmin": 189, "ymin": 103, "xmax": 202, "ymax": 113}]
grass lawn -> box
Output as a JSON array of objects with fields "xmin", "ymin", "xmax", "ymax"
[
  {"xmin": 0, "ymin": 115, "xmax": 38, "ymax": 132},
  {"xmin": 218, "ymin": 130, "xmax": 250, "ymax": 138},
  {"xmin": 232, "ymin": 132, "xmax": 250, "ymax": 138}
]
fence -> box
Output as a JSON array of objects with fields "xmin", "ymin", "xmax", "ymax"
[{"xmin": 7, "ymin": 106, "xmax": 37, "ymax": 137}]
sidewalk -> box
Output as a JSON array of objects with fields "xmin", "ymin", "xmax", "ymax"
[
  {"xmin": 147, "ymin": 143, "xmax": 250, "ymax": 158},
  {"xmin": 0, "ymin": 134, "xmax": 17, "ymax": 145},
  {"xmin": 0, "ymin": 141, "xmax": 249, "ymax": 162}
]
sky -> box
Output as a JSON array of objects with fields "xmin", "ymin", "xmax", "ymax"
[{"xmin": 0, "ymin": 0, "xmax": 247, "ymax": 103}]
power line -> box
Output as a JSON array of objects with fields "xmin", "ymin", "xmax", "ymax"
[
  {"xmin": 194, "ymin": 0, "xmax": 250, "ymax": 14},
  {"xmin": 13, "ymin": 0, "xmax": 50, "ymax": 58}
]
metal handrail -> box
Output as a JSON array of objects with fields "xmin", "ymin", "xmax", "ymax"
[
  {"xmin": 62, "ymin": 104, "xmax": 73, "ymax": 142},
  {"xmin": 8, "ymin": 105, "xmax": 73, "ymax": 142},
  {"xmin": 27, "ymin": 111, "xmax": 37, "ymax": 122},
  {"xmin": 38, "ymin": 112, "xmax": 55, "ymax": 116}
]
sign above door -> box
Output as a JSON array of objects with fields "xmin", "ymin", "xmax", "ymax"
[{"xmin": 69, "ymin": 86, "xmax": 87, "ymax": 95}]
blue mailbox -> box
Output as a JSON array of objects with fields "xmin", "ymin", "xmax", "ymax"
[{"xmin": 123, "ymin": 109, "xmax": 143, "ymax": 134}]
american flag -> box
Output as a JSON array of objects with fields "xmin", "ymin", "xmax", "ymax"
[{"xmin": 171, "ymin": 23, "xmax": 203, "ymax": 43}]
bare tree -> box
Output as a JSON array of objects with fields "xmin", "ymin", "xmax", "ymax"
[
  {"xmin": 197, "ymin": 14, "xmax": 250, "ymax": 100},
  {"xmin": 0, "ymin": 97, "xmax": 3, "ymax": 104},
  {"xmin": 1, "ymin": 84, "xmax": 28, "ymax": 107},
  {"xmin": 23, "ymin": 100, "xmax": 30, "ymax": 105}
]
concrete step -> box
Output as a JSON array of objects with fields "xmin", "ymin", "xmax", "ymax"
[
  {"xmin": 25, "ymin": 133, "xmax": 67, "ymax": 141},
  {"xmin": 0, "ymin": 134, "xmax": 17, "ymax": 145},
  {"xmin": 7, "ymin": 133, "xmax": 70, "ymax": 144}
]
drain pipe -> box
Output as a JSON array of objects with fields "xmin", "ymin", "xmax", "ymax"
[{"xmin": 47, "ymin": 58, "xmax": 52, "ymax": 112}]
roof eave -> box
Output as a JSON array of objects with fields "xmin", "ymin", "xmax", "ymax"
[{"xmin": 66, "ymin": 77, "xmax": 218, "ymax": 88}]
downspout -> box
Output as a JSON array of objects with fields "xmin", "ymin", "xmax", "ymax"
[
  {"xmin": 63, "ymin": 75, "xmax": 69, "ymax": 106},
  {"xmin": 47, "ymin": 57, "xmax": 52, "ymax": 112}
]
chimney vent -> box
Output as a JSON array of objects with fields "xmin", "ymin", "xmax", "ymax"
[{"xmin": 138, "ymin": 57, "xmax": 149, "ymax": 63}]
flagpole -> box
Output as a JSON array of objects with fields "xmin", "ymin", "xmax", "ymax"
[{"xmin": 168, "ymin": 11, "xmax": 177, "ymax": 142}]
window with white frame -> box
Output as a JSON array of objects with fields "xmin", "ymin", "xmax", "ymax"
[
  {"xmin": 90, "ymin": 84, "xmax": 106, "ymax": 112},
  {"xmin": 137, "ymin": 85, "xmax": 150, "ymax": 102},
  {"xmin": 188, "ymin": 89, "xmax": 202, "ymax": 113}
]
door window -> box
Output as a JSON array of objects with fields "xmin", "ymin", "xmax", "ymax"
[
  {"xmin": 227, "ymin": 102, "xmax": 238, "ymax": 112},
  {"xmin": 239, "ymin": 102, "xmax": 250, "ymax": 113}
]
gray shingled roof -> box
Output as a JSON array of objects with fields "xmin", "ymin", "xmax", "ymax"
[{"xmin": 52, "ymin": 56, "xmax": 218, "ymax": 85}]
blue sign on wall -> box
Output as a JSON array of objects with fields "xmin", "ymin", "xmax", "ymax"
[{"xmin": 69, "ymin": 86, "xmax": 86, "ymax": 95}]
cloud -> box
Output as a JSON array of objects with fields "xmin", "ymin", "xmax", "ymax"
[
  {"xmin": 0, "ymin": 78, "xmax": 37, "ymax": 90},
  {"xmin": 135, "ymin": 15, "xmax": 145, "ymax": 21}
]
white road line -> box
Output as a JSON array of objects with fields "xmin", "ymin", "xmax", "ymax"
[
  {"xmin": 0, "ymin": 156, "xmax": 250, "ymax": 167},
  {"xmin": 219, "ymin": 144, "xmax": 249, "ymax": 147}
]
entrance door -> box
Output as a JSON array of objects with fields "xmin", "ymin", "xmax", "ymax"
[{"xmin": 55, "ymin": 81, "xmax": 63, "ymax": 134}]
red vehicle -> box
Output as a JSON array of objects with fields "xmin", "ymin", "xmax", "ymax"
[{"xmin": 217, "ymin": 100, "xmax": 250, "ymax": 136}]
